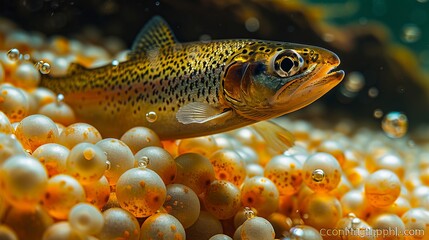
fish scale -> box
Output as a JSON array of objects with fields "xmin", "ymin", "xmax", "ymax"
[{"xmin": 40, "ymin": 16, "xmax": 344, "ymax": 151}]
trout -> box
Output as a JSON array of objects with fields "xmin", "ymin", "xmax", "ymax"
[{"xmin": 41, "ymin": 16, "xmax": 344, "ymax": 149}]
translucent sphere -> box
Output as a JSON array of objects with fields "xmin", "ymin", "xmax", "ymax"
[
  {"xmin": 3, "ymin": 205, "xmax": 54, "ymax": 240},
  {"xmin": 42, "ymin": 174, "xmax": 86, "ymax": 219},
  {"xmin": 335, "ymin": 215, "xmax": 373, "ymax": 240},
  {"xmin": 340, "ymin": 190, "xmax": 369, "ymax": 219},
  {"xmin": 83, "ymin": 175, "xmax": 110, "ymax": 209},
  {"xmin": 401, "ymin": 208, "xmax": 429, "ymax": 239},
  {"xmin": 0, "ymin": 155, "xmax": 48, "ymax": 210},
  {"xmin": 164, "ymin": 183, "xmax": 200, "ymax": 228},
  {"xmin": 29, "ymin": 87, "xmax": 56, "ymax": 109},
  {"xmin": 10, "ymin": 62, "xmax": 40, "ymax": 89},
  {"xmin": 240, "ymin": 216, "xmax": 275, "ymax": 240},
  {"xmin": 68, "ymin": 203, "xmax": 104, "ymax": 235},
  {"xmin": 98, "ymin": 208, "xmax": 140, "ymax": 240},
  {"xmin": 203, "ymin": 180, "xmax": 241, "ymax": 220},
  {"xmin": 0, "ymin": 133, "xmax": 26, "ymax": 165},
  {"xmin": 178, "ymin": 136, "xmax": 218, "ymax": 157},
  {"xmin": 38, "ymin": 102, "xmax": 76, "ymax": 126},
  {"xmin": 0, "ymin": 111, "xmax": 13, "ymax": 134},
  {"xmin": 116, "ymin": 167, "xmax": 166, "ymax": 217},
  {"xmin": 316, "ymin": 140, "xmax": 345, "ymax": 166},
  {"xmin": 32, "ymin": 143, "xmax": 69, "ymax": 177},
  {"xmin": 209, "ymin": 234, "xmax": 233, "ymax": 240},
  {"xmin": 365, "ymin": 169, "xmax": 401, "ymax": 208},
  {"xmin": 299, "ymin": 193, "xmax": 342, "ymax": 230},
  {"xmin": 0, "ymin": 85, "xmax": 29, "ymax": 122},
  {"xmin": 96, "ymin": 138, "xmax": 134, "ymax": 185},
  {"xmin": 374, "ymin": 153, "xmax": 404, "ymax": 179},
  {"xmin": 174, "ymin": 153, "xmax": 215, "ymax": 195},
  {"xmin": 367, "ymin": 213, "xmax": 405, "ymax": 240},
  {"xmin": 42, "ymin": 221, "xmax": 82, "ymax": 240},
  {"xmin": 381, "ymin": 112, "xmax": 408, "ymax": 138},
  {"xmin": 289, "ymin": 225, "xmax": 322, "ymax": 240},
  {"xmin": 264, "ymin": 155, "xmax": 303, "ymax": 196},
  {"xmin": 120, "ymin": 127, "xmax": 162, "ymax": 154},
  {"xmin": 209, "ymin": 149, "xmax": 246, "ymax": 186},
  {"xmin": 246, "ymin": 163, "xmax": 264, "ymax": 178},
  {"xmin": 241, "ymin": 176, "xmax": 279, "ymax": 217},
  {"xmin": 303, "ymin": 153, "xmax": 342, "ymax": 192},
  {"xmin": 185, "ymin": 211, "xmax": 223, "ymax": 240},
  {"xmin": 15, "ymin": 114, "xmax": 59, "ymax": 152},
  {"xmin": 59, "ymin": 123, "xmax": 102, "ymax": 149},
  {"xmin": 66, "ymin": 143, "xmax": 107, "ymax": 184},
  {"xmin": 0, "ymin": 224, "xmax": 18, "ymax": 240},
  {"xmin": 140, "ymin": 213, "xmax": 186, "ymax": 240},
  {"xmin": 346, "ymin": 166, "xmax": 370, "ymax": 188},
  {"xmin": 135, "ymin": 146, "xmax": 177, "ymax": 185},
  {"xmin": 266, "ymin": 212, "xmax": 292, "ymax": 239}
]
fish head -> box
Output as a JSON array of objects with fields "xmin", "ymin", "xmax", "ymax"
[{"xmin": 222, "ymin": 42, "xmax": 345, "ymax": 120}]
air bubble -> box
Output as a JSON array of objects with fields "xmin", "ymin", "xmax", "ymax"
[
  {"xmin": 401, "ymin": 24, "xmax": 421, "ymax": 43},
  {"xmin": 105, "ymin": 160, "xmax": 111, "ymax": 170},
  {"xmin": 145, "ymin": 111, "xmax": 158, "ymax": 123},
  {"xmin": 245, "ymin": 17, "xmax": 260, "ymax": 32},
  {"xmin": 373, "ymin": 109, "xmax": 383, "ymax": 119},
  {"xmin": 368, "ymin": 87, "xmax": 379, "ymax": 98},
  {"xmin": 6, "ymin": 48, "xmax": 20, "ymax": 62},
  {"xmin": 138, "ymin": 156, "xmax": 149, "ymax": 168},
  {"xmin": 40, "ymin": 62, "xmax": 51, "ymax": 74},
  {"xmin": 344, "ymin": 72, "xmax": 365, "ymax": 93},
  {"xmin": 244, "ymin": 207, "xmax": 255, "ymax": 219},
  {"xmin": 381, "ymin": 112, "xmax": 408, "ymax": 138},
  {"xmin": 311, "ymin": 169, "xmax": 325, "ymax": 182},
  {"xmin": 111, "ymin": 59, "xmax": 119, "ymax": 67}
]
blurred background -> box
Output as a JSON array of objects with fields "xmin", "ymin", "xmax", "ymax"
[{"xmin": 0, "ymin": 0, "xmax": 428, "ymax": 138}]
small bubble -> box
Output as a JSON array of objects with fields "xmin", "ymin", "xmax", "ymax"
[
  {"xmin": 401, "ymin": 24, "xmax": 421, "ymax": 43},
  {"xmin": 145, "ymin": 111, "xmax": 158, "ymax": 123},
  {"xmin": 245, "ymin": 17, "xmax": 260, "ymax": 32},
  {"xmin": 40, "ymin": 62, "xmax": 51, "ymax": 74},
  {"xmin": 155, "ymin": 1, "xmax": 160, "ymax": 6},
  {"xmin": 23, "ymin": 54, "xmax": 31, "ymax": 61},
  {"xmin": 106, "ymin": 160, "xmax": 111, "ymax": 170},
  {"xmin": 244, "ymin": 207, "xmax": 255, "ymax": 219},
  {"xmin": 111, "ymin": 59, "xmax": 119, "ymax": 68},
  {"xmin": 138, "ymin": 156, "xmax": 149, "ymax": 168},
  {"xmin": 373, "ymin": 109, "xmax": 383, "ymax": 119},
  {"xmin": 351, "ymin": 217, "xmax": 361, "ymax": 226},
  {"xmin": 311, "ymin": 169, "xmax": 325, "ymax": 182},
  {"xmin": 382, "ymin": 112, "xmax": 408, "ymax": 138},
  {"xmin": 368, "ymin": 87, "xmax": 379, "ymax": 98},
  {"xmin": 344, "ymin": 72, "xmax": 365, "ymax": 92},
  {"xmin": 199, "ymin": 34, "xmax": 211, "ymax": 43},
  {"xmin": 7, "ymin": 48, "xmax": 20, "ymax": 62},
  {"xmin": 56, "ymin": 94, "xmax": 65, "ymax": 104},
  {"xmin": 290, "ymin": 227, "xmax": 305, "ymax": 238},
  {"xmin": 34, "ymin": 60, "xmax": 43, "ymax": 70}
]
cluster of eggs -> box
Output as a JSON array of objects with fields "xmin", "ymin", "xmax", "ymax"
[{"xmin": 0, "ymin": 17, "xmax": 429, "ymax": 240}]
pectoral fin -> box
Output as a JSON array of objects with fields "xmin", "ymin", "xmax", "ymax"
[
  {"xmin": 251, "ymin": 120, "xmax": 295, "ymax": 152},
  {"xmin": 176, "ymin": 102, "xmax": 232, "ymax": 124}
]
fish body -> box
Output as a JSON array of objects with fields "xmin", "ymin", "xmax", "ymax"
[{"xmin": 41, "ymin": 16, "xmax": 344, "ymax": 142}]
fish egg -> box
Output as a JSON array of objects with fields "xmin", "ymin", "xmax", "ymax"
[
  {"xmin": 98, "ymin": 208, "xmax": 140, "ymax": 240},
  {"xmin": 134, "ymin": 146, "xmax": 177, "ymax": 185},
  {"xmin": 0, "ymin": 155, "xmax": 48, "ymax": 210},
  {"xmin": 83, "ymin": 175, "xmax": 110, "ymax": 209},
  {"xmin": 185, "ymin": 211, "xmax": 223, "ymax": 240},
  {"xmin": 266, "ymin": 212, "xmax": 292, "ymax": 239},
  {"xmin": 364, "ymin": 169, "xmax": 401, "ymax": 208},
  {"xmin": 246, "ymin": 163, "xmax": 264, "ymax": 177},
  {"xmin": 0, "ymin": 133, "xmax": 26, "ymax": 165},
  {"xmin": 15, "ymin": 114, "xmax": 59, "ymax": 152},
  {"xmin": 41, "ymin": 174, "xmax": 86, "ymax": 219},
  {"xmin": 241, "ymin": 176, "xmax": 279, "ymax": 217},
  {"xmin": 120, "ymin": 126, "xmax": 162, "ymax": 154},
  {"xmin": 10, "ymin": 62, "xmax": 40, "ymax": 89},
  {"xmin": 264, "ymin": 155, "xmax": 303, "ymax": 196},
  {"xmin": 367, "ymin": 213, "xmax": 405, "ymax": 240},
  {"xmin": 0, "ymin": 85, "xmax": 30, "ymax": 122},
  {"xmin": 32, "ymin": 143, "xmax": 69, "ymax": 177},
  {"xmin": 302, "ymin": 152, "xmax": 342, "ymax": 192},
  {"xmin": 340, "ymin": 189, "xmax": 369, "ymax": 219},
  {"xmin": 381, "ymin": 112, "xmax": 408, "ymax": 138},
  {"xmin": 345, "ymin": 166, "xmax": 370, "ymax": 187},
  {"xmin": 240, "ymin": 216, "xmax": 275, "ymax": 240},
  {"xmin": 145, "ymin": 111, "xmax": 158, "ymax": 123},
  {"xmin": 289, "ymin": 225, "xmax": 322, "ymax": 240},
  {"xmin": 115, "ymin": 167, "xmax": 166, "ymax": 217},
  {"xmin": 3, "ymin": 206, "xmax": 54, "ymax": 240},
  {"xmin": 209, "ymin": 149, "xmax": 246, "ymax": 186},
  {"xmin": 0, "ymin": 63, "xmax": 4, "ymax": 83},
  {"xmin": 174, "ymin": 153, "xmax": 215, "ymax": 195},
  {"xmin": 42, "ymin": 221, "xmax": 82, "ymax": 240},
  {"xmin": 316, "ymin": 140, "xmax": 345, "ymax": 166},
  {"xmin": 209, "ymin": 234, "xmax": 233, "ymax": 240},
  {"xmin": 335, "ymin": 215, "xmax": 373, "ymax": 240},
  {"xmin": 68, "ymin": 203, "xmax": 104, "ymax": 235},
  {"xmin": 299, "ymin": 193, "xmax": 342, "ymax": 230},
  {"xmin": 373, "ymin": 153, "xmax": 404, "ymax": 179},
  {"xmin": 38, "ymin": 101, "xmax": 76, "ymax": 126},
  {"xmin": 0, "ymin": 225, "xmax": 18, "ymax": 240},
  {"xmin": 6, "ymin": 48, "xmax": 20, "ymax": 62},
  {"xmin": 235, "ymin": 146, "xmax": 259, "ymax": 164},
  {"xmin": 203, "ymin": 180, "xmax": 241, "ymax": 220},
  {"xmin": 401, "ymin": 208, "xmax": 429, "ymax": 239},
  {"xmin": 29, "ymin": 87, "xmax": 56, "ymax": 109},
  {"xmin": 59, "ymin": 123, "xmax": 102, "ymax": 149},
  {"xmin": 163, "ymin": 183, "xmax": 200, "ymax": 228},
  {"xmin": 66, "ymin": 143, "xmax": 107, "ymax": 184},
  {"xmin": 178, "ymin": 135, "xmax": 218, "ymax": 157},
  {"xmin": 0, "ymin": 110, "xmax": 13, "ymax": 134},
  {"xmin": 140, "ymin": 213, "xmax": 186, "ymax": 240},
  {"xmin": 95, "ymin": 138, "xmax": 134, "ymax": 186}
]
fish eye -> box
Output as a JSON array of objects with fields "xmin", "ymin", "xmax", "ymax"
[{"xmin": 272, "ymin": 50, "xmax": 304, "ymax": 77}]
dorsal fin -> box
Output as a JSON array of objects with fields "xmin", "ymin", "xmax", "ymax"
[
  {"xmin": 130, "ymin": 16, "xmax": 178, "ymax": 54},
  {"xmin": 66, "ymin": 62, "xmax": 87, "ymax": 75}
]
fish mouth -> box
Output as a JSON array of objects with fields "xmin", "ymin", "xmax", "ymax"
[{"xmin": 272, "ymin": 62, "xmax": 345, "ymax": 113}]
